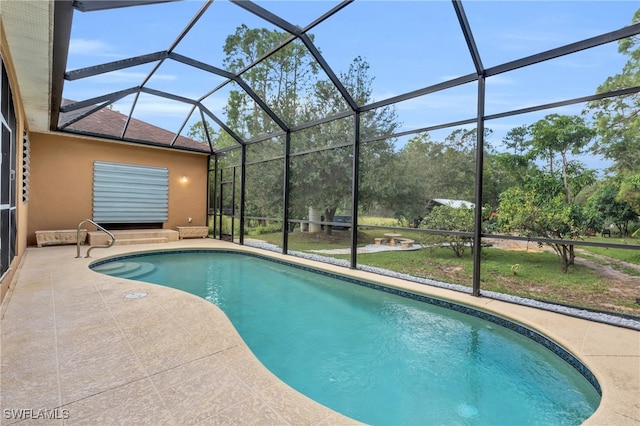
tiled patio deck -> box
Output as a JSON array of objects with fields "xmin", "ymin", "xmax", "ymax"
[{"xmin": 1, "ymin": 239, "xmax": 639, "ymax": 425}]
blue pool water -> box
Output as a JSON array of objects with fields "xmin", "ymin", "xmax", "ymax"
[{"xmin": 92, "ymin": 250, "xmax": 601, "ymax": 425}]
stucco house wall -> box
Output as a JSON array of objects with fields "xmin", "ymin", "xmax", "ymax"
[
  {"xmin": 27, "ymin": 132, "xmax": 209, "ymax": 247},
  {"xmin": 0, "ymin": 23, "xmax": 28, "ymax": 302}
]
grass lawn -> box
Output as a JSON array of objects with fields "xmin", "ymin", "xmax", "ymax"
[
  {"xmin": 358, "ymin": 216, "xmax": 404, "ymax": 227},
  {"xmin": 580, "ymin": 236, "xmax": 640, "ymax": 265},
  {"xmin": 347, "ymin": 248, "xmax": 612, "ymax": 308},
  {"xmin": 246, "ymin": 229, "xmax": 640, "ymax": 316}
]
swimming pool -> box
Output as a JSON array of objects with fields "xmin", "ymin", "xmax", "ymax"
[{"xmin": 91, "ymin": 250, "xmax": 601, "ymax": 425}]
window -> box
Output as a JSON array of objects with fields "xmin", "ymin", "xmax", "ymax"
[{"xmin": 93, "ymin": 161, "xmax": 169, "ymax": 225}]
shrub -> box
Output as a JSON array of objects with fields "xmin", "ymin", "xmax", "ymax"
[
  {"xmin": 419, "ymin": 205, "xmax": 475, "ymax": 257},
  {"xmin": 249, "ymin": 223, "xmax": 282, "ymax": 235}
]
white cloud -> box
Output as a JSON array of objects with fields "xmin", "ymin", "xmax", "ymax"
[
  {"xmin": 126, "ymin": 98, "xmax": 193, "ymax": 117},
  {"xmin": 552, "ymin": 58, "xmax": 602, "ymax": 70},
  {"xmin": 200, "ymin": 94, "xmax": 231, "ymax": 115},
  {"xmin": 69, "ymin": 38, "xmax": 119, "ymax": 57},
  {"xmin": 485, "ymin": 75, "xmax": 514, "ymax": 86},
  {"xmin": 370, "ymin": 90, "xmax": 400, "ymax": 103},
  {"xmin": 396, "ymin": 92, "xmax": 477, "ymax": 113},
  {"xmin": 92, "ymin": 71, "xmax": 177, "ymax": 84},
  {"xmin": 494, "ymin": 31, "xmax": 570, "ymax": 53}
]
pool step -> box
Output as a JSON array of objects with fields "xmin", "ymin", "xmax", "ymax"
[
  {"xmin": 93, "ymin": 261, "xmax": 156, "ymax": 279},
  {"xmin": 92, "ymin": 261, "xmax": 128, "ymax": 273},
  {"xmin": 114, "ymin": 237, "xmax": 169, "ymax": 245},
  {"xmin": 87, "ymin": 229, "xmax": 179, "ymax": 246}
]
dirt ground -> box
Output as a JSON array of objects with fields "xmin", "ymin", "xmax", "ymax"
[
  {"xmin": 489, "ymin": 238, "xmax": 640, "ymax": 315},
  {"xmin": 490, "ymin": 238, "xmax": 640, "ymax": 281},
  {"xmin": 489, "ymin": 238, "xmax": 545, "ymax": 253}
]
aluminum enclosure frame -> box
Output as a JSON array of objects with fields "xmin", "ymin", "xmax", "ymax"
[{"xmin": 49, "ymin": 0, "xmax": 640, "ymax": 313}]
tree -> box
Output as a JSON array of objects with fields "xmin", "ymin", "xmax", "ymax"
[
  {"xmin": 222, "ymin": 24, "xmax": 319, "ymax": 136},
  {"xmin": 390, "ymin": 134, "xmax": 441, "ymax": 226},
  {"xmin": 391, "ymin": 130, "xmax": 478, "ymax": 227},
  {"xmin": 585, "ymin": 8, "xmax": 640, "ymax": 225},
  {"xmin": 187, "ymin": 120, "xmax": 238, "ymax": 151},
  {"xmin": 498, "ymin": 177, "xmax": 582, "ymax": 273},
  {"xmin": 585, "ymin": 179, "xmax": 637, "ymax": 236},
  {"xmin": 502, "ymin": 125, "xmax": 531, "ymax": 156},
  {"xmin": 207, "ymin": 27, "xmax": 399, "ymax": 236},
  {"xmin": 617, "ymin": 173, "xmax": 640, "ymax": 216},
  {"xmin": 444, "ymin": 127, "xmax": 494, "ymax": 152},
  {"xmin": 498, "ymin": 172, "xmax": 587, "ymax": 273},
  {"xmin": 217, "ymin": 25, "xmax": 317, "ymax": 229},
  {"xmin": 419, "ymin": 205, "xmax": 475, "ymax": 257},
  {"xmin": 289, "ymin": 56, "xmax": 399, "ymax": 235},
  {"xmin": 492, "ymin": 126, "xmax": 536, "ymax": 186},
  {"xmin": 586, "ymin": 9, "xmax": 640, "ymax": 175},
  {"xmin": 528, "ymin": 114, "xmax": 595, "ymax": 202},
  {"xmin": 498, "ymin": 114, "xmax": 596, "ymax": 271}
]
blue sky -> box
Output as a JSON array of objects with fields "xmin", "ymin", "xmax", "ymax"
[{"xmin": 64, "ymin": 0, "xmax": 638, "ymax": 168}]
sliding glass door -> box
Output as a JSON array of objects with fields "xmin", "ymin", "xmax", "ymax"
[{"xmin": 1, "ymin": 58, "xmax": 17, "ymax": 279}]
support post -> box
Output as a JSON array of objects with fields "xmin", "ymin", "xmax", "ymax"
[
  {"xmin": 218, "ymin": 167, "xmax": 223, "ymax": 240},
  {"xmin": 350, "ymin": 112, "xmax": 360, "ymax": 269},
  {"xmin": 209, "ymin": 154, "xmax": 216, "ymax": 238},
  {"xmin": 282, "ymin": 131, "xmax": 291, "ymax": 254},
  {"xmin": 239, "ymin": 145, "xmax": 246, "ymax": 245},
  {"xmin": 472, "ymin": 76, "xmax": 486, "ymax": 297}
]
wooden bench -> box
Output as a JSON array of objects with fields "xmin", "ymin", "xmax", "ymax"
[
  {"xmin": 36, "ymin": 229, "xmax": 87, "ymax": 247},
  {"xmin": 374, "ymin": 237, "xmax": 388, "ymax": 245},
  {"xmin": 176, "ymin": 226, "xmax": 209, "ymax": 239}
]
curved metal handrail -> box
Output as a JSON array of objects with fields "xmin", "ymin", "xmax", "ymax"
[{"xmin": 76, "ymin": 219, "xmax": 116, "ymax": 258}]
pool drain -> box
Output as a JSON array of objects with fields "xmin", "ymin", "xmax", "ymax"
[
  {"xmin": 124, "ymin": 291, "xmax": 147, "ymax": 299},
  {"xmin": 456, "ymin": 403, "xmax": 479, "ymax": 418}
]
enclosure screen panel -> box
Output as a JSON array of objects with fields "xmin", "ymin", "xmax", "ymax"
[{"xmin": 93, "ymin": 161, "xmax": 168, "ymax": 223}]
